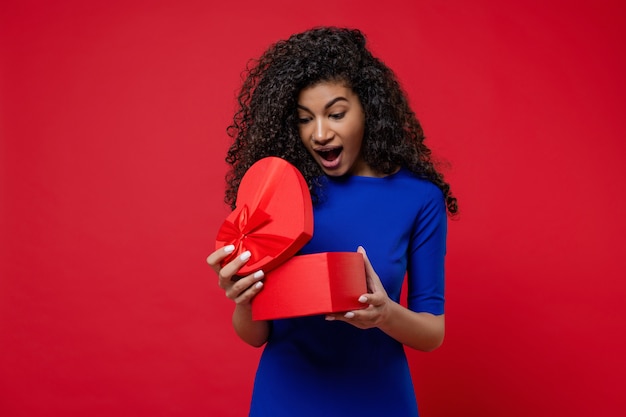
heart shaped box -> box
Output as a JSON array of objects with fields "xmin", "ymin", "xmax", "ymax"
[
  {"xmin": 215, "ymin": 157, "xmax": 313, "ymax": 276},
  {"xmin": 216, "ymin": 157, "xmax": 367, "ymax": 320},
  {"xmin": 252, "ymin": 252, "xmax": 366, "ymax": 321}
]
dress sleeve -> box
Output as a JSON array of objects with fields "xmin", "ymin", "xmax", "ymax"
[{"xmin": 406, "ymin": 185, "xmax": 447, "ymax": 315}]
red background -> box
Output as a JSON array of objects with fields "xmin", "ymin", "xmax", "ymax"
[{"xmin": 1, "ymin": 1, "xmax": 625, "ymax": 416}]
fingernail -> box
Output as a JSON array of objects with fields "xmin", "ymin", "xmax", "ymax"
[
  {"xmin": 240, "ymin": 251, "xmax": 251, "ymax": 261},
  {"xmin": 325, "ymin": 315, "xmax": 335, "ymax": 321},
  {"xmin": 358, "ymin": 295, "xmax": 368, "ymax": 303},
  {"xmin": 344, "ymin": 312, "xmax": 355, "ymax": 319},
  {"xmin": 253, "ymin": 270, "xmax": 264, "ymax": 280},
  {"xmin": 255, "ymin": 281, "xmax": 263, "ymax": 289},
  {"xmin": 223, "ymin": 244, "xmax": 235, "ymax": 254}
]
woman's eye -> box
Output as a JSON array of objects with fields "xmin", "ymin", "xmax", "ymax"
[
  {"xmin": 298, "ymin": 117, "xmax": 311, "ymax": 124},
  {"xmin": 329, "ymin": 112, "xmax": 345, "ymax": 120}
]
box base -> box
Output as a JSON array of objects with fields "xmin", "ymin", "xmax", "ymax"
[{"xmin": 252, "ymin": 252, "xmax": 367, "ymax": 321}]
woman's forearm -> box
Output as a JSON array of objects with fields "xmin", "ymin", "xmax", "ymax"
[
  {"xmin": 378, "ymin": 303, "xmax": 445, "ymax": 352},
  {"xmin": 232, "ymin": 304, "xmax": 270, "ymax": 347}
]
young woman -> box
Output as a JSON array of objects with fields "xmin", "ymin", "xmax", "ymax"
[{"xmin": 207, "ymin": 26, "xmax": 457, "ymax": 417}]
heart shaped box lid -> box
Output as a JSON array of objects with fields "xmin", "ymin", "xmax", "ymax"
[{"xmin": 215, "ymin": 157, "xmax": 314, "ymax": 276}]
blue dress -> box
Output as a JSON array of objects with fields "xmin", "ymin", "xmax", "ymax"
[{"xmin": 249, "ymin": 169, "xmax": 447, "ymax": 417}]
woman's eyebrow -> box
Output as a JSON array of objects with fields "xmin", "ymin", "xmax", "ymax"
[
  {"xmin": 297, "ymin": 97, "xmax": 349, "ymax": 112},
  {"xmin": 323, "ymin": 97, "xmax": 348, "ymax": 109}
]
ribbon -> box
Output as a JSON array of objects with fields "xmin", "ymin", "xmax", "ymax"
[{"xmin": 216, "ymin": 204, "xmax": 294, "ymax": 266}]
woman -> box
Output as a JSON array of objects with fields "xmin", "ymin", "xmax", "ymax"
[{"xmin": 207, "ymin": 26, "xmax": 457, "ymax": 417}]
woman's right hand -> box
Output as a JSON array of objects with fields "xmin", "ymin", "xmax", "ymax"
[
  {"xmin": 207, "ymin": 245, "xmax": 265, "ymax": 306},
  {"xmin": 207, "ymin": 245, "xmax": 270, "ymax": 347}
]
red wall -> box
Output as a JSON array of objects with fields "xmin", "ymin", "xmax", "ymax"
[{"xmin": 1, "ymin": 1, "xmax": 625, "ymax": 416}]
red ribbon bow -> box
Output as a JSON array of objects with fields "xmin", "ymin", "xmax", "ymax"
[{"xmin": 216, "ymin": 204, "xmax": 294, "ymax": 269}]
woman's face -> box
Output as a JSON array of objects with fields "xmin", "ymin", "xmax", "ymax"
[{"xmin": 297, "ymin": 81, "xmax": 374, "ymax": 177}]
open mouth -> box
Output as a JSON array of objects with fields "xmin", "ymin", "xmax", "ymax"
[{"xmin": 316, "ymin": 147, "xmax": 343, "ymax": 162}]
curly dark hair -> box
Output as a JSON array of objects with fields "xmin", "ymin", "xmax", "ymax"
[{"xmin": 225, "ymin": 26, "xmax": 457, "ymax": 215}]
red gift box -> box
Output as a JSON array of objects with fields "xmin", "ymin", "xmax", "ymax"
[
  {"xmin": 215, "ymin": 157, "xmax": 367, "ymax": 320},
  {"xmin": 215, "ymin": 157, "xmax": 313, "ymax": 276},
  {"xmin": 252, "ymin": 252, "xmax": 367, "ymax": 321}
]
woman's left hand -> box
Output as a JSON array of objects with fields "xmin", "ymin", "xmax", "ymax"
[{"xmin": 325, "ymin": 246, "xmax": 393, "ymax": 329}]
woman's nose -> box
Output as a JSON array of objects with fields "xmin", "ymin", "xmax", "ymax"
[{"xmin": 312, "ymin": 119, "xmax": 332, "ymax": 143}]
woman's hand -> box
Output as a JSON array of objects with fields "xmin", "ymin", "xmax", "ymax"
[
  {"xmin": 207, "ymin": 245, "xmax": 270, "ymax": 347},
  {"xmin": 207, "ymin": 245, "xmax": 265, "ymax": 306},
  {"xmin": 325, "ymin": 246, "xmax": 445, "ymax": 351},
  {"xmin": 324, "ymin": 246, "xmax": 392, "ymax": 329}
]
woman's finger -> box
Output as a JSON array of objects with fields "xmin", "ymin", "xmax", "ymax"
[
  {"xmin": 233, "ymin": 272, "xmax": 265, "ymax": 304},
  {"xmin": 357, "ymin": 246, "xmax": 385, "ymax": 294},
  {"xmin": 219, "ymin": 250, "xmax": 253, "ymax": 282},
  {"xmin": 206, "ymin": 244, "xmax": 236, "ymax": 273},
  {"xmin": 226, "ymin": 270, "xmax": 264, "ymax": 300}
]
